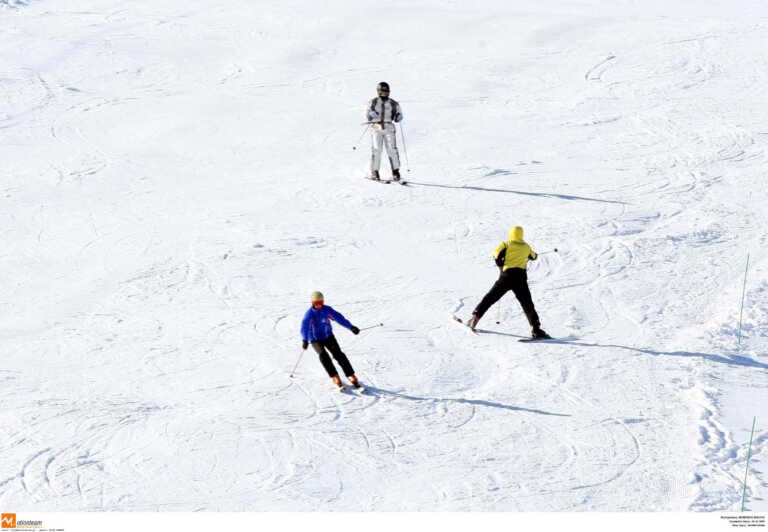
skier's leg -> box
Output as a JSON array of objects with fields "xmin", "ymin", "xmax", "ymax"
[
  {"xmin": 383, "ymin": 124, "xmax": 401, "ymax": 172},
  {"xmin": 325, "ymin": 335, "xmax": 355, "ymax": 377},
  {"xmin": 473, "ymin": 274, "xmax": 511, "ymax": 321},
  {"xmin": 510, "ymin": 274, "xmax": 541, "ymax": 330},
  {"xmin": 312, "ymin": 341, "xmax": 339, "ymax": 378},
  {"xmin": 370, "ymin": 127, "xmax": 385, "ymax": 175}
]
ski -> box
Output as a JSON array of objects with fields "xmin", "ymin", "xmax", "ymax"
[{"xmin": 518, "ymin": 335, "xmax": 554, "ymax": 343}]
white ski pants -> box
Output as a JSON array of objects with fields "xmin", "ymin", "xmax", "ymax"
[{"xmin": 370, "ymin": 123, "xmax": 400, "ymax": 172}]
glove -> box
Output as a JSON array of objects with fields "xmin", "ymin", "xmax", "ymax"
[
  {"xmin": 368, "ymin": 110, "xmax": 380, "ymax": 120},
  {"xmin": 302, "ymin": 340, "xmax": 308, "ymax": 350},
  {"xmin": 394, "ymin": 113, "xmax": 402, "ymax": 123},
  {"xmin": 350, "ymin": 326, "xmax": 360, "ymax": 335}
]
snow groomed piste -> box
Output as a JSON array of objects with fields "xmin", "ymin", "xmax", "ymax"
[{"xmin": 1, "ymin": 0, "xmax": 766, "ymax": 513}]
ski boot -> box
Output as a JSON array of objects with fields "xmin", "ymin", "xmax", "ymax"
[
  {"xmin": 531, "ymin": 327, "xmax": 551, "ymax": 340},
  {"xmin": 348, "ymin": 374, "xmax": 365, "ymax": 393},
  {"xmin": 392, "ymin": 168, "xmax": 401, "ymax": 182},
  {"xmin": 331, "ymin": 374, "xmax": 344, "ymax": 391},
  {"xmin": 467, "ymin": 312, "xmax": 480, "ymax": 331},
  {"xmin": 371, "ymin": 170, "xmax": 381, "ymax": 181}
]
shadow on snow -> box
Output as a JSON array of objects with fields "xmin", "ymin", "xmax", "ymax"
[
  {"xmin": 363, "ymin": 385, "xmax": 571, "ymax": 417},
  {"xmin": 406, "ymin": 181, "xmax": 628, "ymax": 205},
  {"xmin": 479, "ymin": 329, "xmax": 768, "ymax": 371}
]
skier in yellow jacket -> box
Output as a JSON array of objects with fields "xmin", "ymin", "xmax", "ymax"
[{"xmin": 468, "ymin": 226, "xmax": 550, "ymax": 339}]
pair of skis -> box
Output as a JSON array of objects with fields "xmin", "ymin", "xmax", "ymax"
[
  {"xmin": 452, "ymin": 316, "xmax": 553, "ymax": 342},
  {"xmin": 366, "ymin": 176, "xmax": 408, "ymax": 186}
]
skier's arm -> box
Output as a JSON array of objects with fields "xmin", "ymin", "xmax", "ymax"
[
  {"xmin": 393, "ymin": 102, "xmax": 403, "ymax": 123},
  {"xmin": 300, "ymin": 310, "xmax": 312, "ymax": 342},
  {"xmin": 528, "ymin": 246, "xmax": 538, "ymax": 261},
  {"xmin": 493, "ymin": 242, "xmax": 507, "ymax": 268},
  {"xmin": 366, "ymin": 99, "xmax": 379, "ymax": 121},
  {"xmin": 326, "ymin": 306, "xmax": 354, "ymax": 331}
]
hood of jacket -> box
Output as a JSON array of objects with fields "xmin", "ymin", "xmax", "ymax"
[{"xmin": 509, "ymin": 226, "xmax": 524, "ymax": 242}]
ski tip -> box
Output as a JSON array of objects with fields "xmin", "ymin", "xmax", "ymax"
[{"xmin": 452, "ymin": 316, "xmax": 478, "ymax": 333}]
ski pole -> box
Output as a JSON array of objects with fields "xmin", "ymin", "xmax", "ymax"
[
  {"xmin": 538, "ymin": 248, "xmax": 559, "ymax": 255},
  {"xmin": 289, "ymin": 349, "xmax": 305, "ymax": 378},
  {"xmin": 359, "ymin": 322, "xmax": 384, "ymax": 331},
  {"xmin": 399, "ymin": 122, "xmax": 410, "ymax": 173},
  {"xmin": 495, "ymin": 265, "xmax": 503, "ymax": 323},
  {"xmin": 352, "ymin": 124, "xmax": 371, "ymax": 151}
]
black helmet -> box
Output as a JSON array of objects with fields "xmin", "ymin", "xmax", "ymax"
[{"xmin": 377, "ymin": 81, "xmax": 390, "ymax": 95}]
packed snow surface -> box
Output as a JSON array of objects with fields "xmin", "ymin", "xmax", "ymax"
[{"xmin": 1, "ymin": 0, "xmax": 767, "ymax": 511}]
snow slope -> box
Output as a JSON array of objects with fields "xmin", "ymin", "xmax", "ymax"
[{"xmin": 1, "ymin": 0, "xmax": 766, "ymax": 511}]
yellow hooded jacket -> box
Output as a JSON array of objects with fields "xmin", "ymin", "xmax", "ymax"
[{"xmin": 494, "ymin": 226, "xmax": 537, "ymax": 271}]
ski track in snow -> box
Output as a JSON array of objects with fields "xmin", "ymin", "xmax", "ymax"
[{"xmin": 1, "ymin": 0, "xmax": 767, "ymax": 512}]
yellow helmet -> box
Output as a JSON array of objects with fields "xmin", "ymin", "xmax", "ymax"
[{"xmin": 310, "ymin": 291, "xmax": 324, "ymax": 302}]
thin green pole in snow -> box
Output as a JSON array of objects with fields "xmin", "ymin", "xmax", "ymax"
[
  {"xmin": 737, "ymin": 253, "xmax": 750, "ymax": 346},
  {"xmin": 741, "ymin": 416, "xmax": 756, "ymax": 512}
]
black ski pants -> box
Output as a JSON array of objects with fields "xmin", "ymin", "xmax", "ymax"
[
  {"xmin": 311, "ymin": 335, "xmax": 355, "ymax": 378},
  {"xmin": 473, "ymin": 268, "xmax": 541, "ymax": 330}
]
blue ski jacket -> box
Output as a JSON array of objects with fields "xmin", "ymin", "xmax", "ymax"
[{"xmin": 300, "ymin": 305, "xmax": 354, "ymax": 342}]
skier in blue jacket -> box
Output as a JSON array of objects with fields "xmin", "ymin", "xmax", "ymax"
[{"xmin": 301, "ymin": 291, "xmax": 362, "ymax": 390}]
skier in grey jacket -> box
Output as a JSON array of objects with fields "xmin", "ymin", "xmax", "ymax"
[{"xmin": 366, "ymin": 81, "xmax": 403, "ymax": 181}]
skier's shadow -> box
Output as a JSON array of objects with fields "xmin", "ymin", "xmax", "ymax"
[
  {"xmin": 576, "ymin": 342, "xmax": 768, "ymax": 370},
  {"xmin": 363, "ymin": 386, "xmax": 571, "ymax": 417},
  {"xmin": 406, "ymin": 181, "xmax": 627, "ymax": 205},
  {"xmin": 481, "ymin": 330, "xmax": 768, "ymax": 370}
]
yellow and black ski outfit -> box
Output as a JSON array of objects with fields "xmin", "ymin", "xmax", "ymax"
[{"xmin": 471, "ymin": 226, "xmax": 545, "ymax": 335}]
